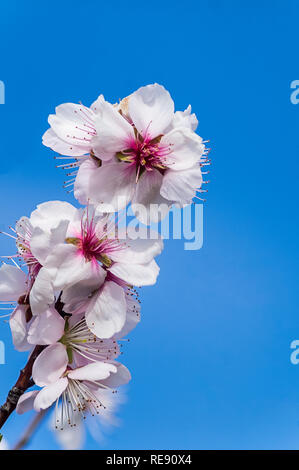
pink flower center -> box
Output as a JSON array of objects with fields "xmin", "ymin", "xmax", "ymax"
[
  {"xmin": 66, "ymin": 214, "xmax": 122, "ymax": 267},
  {"xmin": 117, "ymin": 131, "xmax": 171, "ymax": 180}
]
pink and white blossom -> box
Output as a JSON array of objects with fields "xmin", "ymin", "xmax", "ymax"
[
  {"xmin": 85, "ymin": 84, "xmax": 208, "ymax": 223},
  {"xmin": 17, "ymin": 344, "xmax": 130, "ymax": 429},
  {"xmin": 27, "ymin": 315, "xmax": 126, "ymax": 366},
  {"xmin": 28, "ymin": 201, "xmax": 162, "ymax": 290},
  {"xmin": 2, "ymin": 202, "xmax": 76, "ymax": 315},
  {"xmin": 27, "ymin": 201, "xmax": 160, "ymax": 337},
  {"xmin": 0, "ymin": 263, "xmax": 32, "ymax": 351},
  {"xmin": 0, "ymin": 263, "xmax": 65, "ymax": 350},
  {"xmin": 61, "ymin": 281, "xmax": 141, "ymax": 340},
  {"xmin": 42, "ymin": 84, "xmax": 209, "ymax": 223},
  {"xmin": 42, "ymin": 84, "xmax": 208, "ymax": 224}
]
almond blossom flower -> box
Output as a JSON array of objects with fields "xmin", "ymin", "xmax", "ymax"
[
  {"xmin": 0, "ymin": 263, "xmax": 65, "ymax": 349},
  {"xmin": 0, "ymin": 205, "xmax": 71, "ymax": 346},
  {"xmin": 76, "ymin": 84, "xmax": 208, "ymax": 223},
  {"xmin": 29, "ymin": 201, "xmax": 162, "ymax": 289},
  {"xmin": 3, "ymin": 201, "xmax": 75, "ymax": 282},
  {"xmin": 56, "ymin": 317, "xmax": 121, "ymax": 366},
  {"xmin": 27, "ymin": 313, "xmax": 137, "ymax": 367},
  {"xmin": 28, "ymin": 201, "xmax": 161, "ymax": 337},
  {"xmin": 61, "ymin": 275, "xmax": 141, "ymax": 339},
  {"xmin": 16, "ymin": 344, "xmax": 130, "ymax": 429},
  {"xmin": 2, "ymin": 200, "xmax": 152, "ymax": 339},
  {"xmin": 0, "ymin": 263, "xmax": 32, "ymax": 351},
  {"xmin": 43, "ymin": 84, "xmax": 209, "ymax": 224},
  {"xmin": 1, "ymin": 201, "xmax": 77, "ymax": 315}
]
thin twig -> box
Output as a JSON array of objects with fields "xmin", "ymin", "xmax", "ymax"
[
  {"xmin": 13, "ymin": 409, "xmax": 48, "ymax": 450},
  {"xmin": 0, "ymin": 345, "xmax": 44, "ymax": 430},
  {"xmin": 0, "ymin": 294, "xmax": 66, "ymax": 432}
]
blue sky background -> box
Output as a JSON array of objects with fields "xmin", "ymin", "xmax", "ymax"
[{"xmin": 0, "ymin": 0, "xmax": 299, "ymax": 450}]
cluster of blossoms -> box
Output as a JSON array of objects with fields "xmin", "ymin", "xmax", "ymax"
[{"xmin": 0, "ymin": 84, "xmax": 209, "ymax": 439}]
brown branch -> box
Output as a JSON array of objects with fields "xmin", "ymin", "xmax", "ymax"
[
  {"xmin": 0, "ymin": 345, "xmax": 44, "ymax": 430},
  {"xmin": 13, "ymin": 409, "xmax": 48, "ymax": 450},
  {"xmin": 0, "ymin": 293, "xmax": 66, "ymax": 432}
]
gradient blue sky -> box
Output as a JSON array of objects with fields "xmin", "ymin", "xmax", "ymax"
[{"xmin": 0, "ymin": 0, "xmax": 299, "ymax": 450}]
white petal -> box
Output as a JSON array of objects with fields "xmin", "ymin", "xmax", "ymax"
[
  {"xmin": 112, "ymin": 227, "xmax": 163, "ymax": 264},
  {"xmin": 128, "ymin": 83, "xmax": 174, "ymax": 138},
  {"xmin": 162, "ymin": 127, "xmax": 205, "ymax": 171},
  {"xmin": 68, "ymin": 362, "xmax": 117, "ymax": 381},
  {"xmin": 74, "ymin": 158, "xmax": 99, "ymax": 205},
  {"xmin": 88, "ymin": 161, "xmax": 135, "ymax": 212},
  {"xmin": 61, "ymin": 266, "xmax": 106, "ymax": 315},
  {"xmin": 160, "ymin": 165, "xmax": 203, "ymax": 204},
  {"xmin": 30, "ymin": 201, "xmax": 77, "ymax": 232},
  {"xmin": 85, "ymin": 281, "xmax": 126, "ymax": 339},
  {"xmin": 90, "ymin": 94, "xmax": 105, "ymax": 113},
  {"xmin": 54, "ymin": 102, "xmax": 94, "ymax": 125},
  {"xmin": 109, "ymin": 259, "xmax": 160, "ymax": 286},
  {"xmin": 16, "ymin": 390, "xmax": 39, "ymax": 414},
  {"xmin": 15, "ymin": 216, "xmax": 32, "ymax": 245},
  {"xmin": 168, "ymin": 105, "xmax": 198, "ymax": 132},
  {"xmin": 44, "ymin": 244, "xmax": 100, "ymax": 291},
  {"xmin": 29, "ymin": 267, "xmax": 55, "ymax": 316},
  {"xmin": 114, "ymin": 293, "xmax": 141, "ymax": 339},
  {"xmin": 42, "ymin": 128, "xmax": 89, "ymax": 157},
  {"xmin": 100, "ymin": 363, "xmax": 131, "ymax": 387},
  {"xmin": 47, "ymin": 103, "xmax": 94, "ymax": 150},
  {"xmin": 30, "ymin": 219, "xmax": 69, "ymax": 265},
  {"xmin": 9, "ymin": 305, "xmax": 31, "ymax": 352},
  {"xmin": 34, "ymin": 378, "xmax": 68, "ymax": 411},
  {"xmin": 28, "ymin": 307, "xmax": 65, "ymax": 345},
  {"xmin": 0, "ymin": 264, "xmax": 27, "ymax": 301},
  {"xmin": 93, "ymin": 98, "xmax": 135, "ymax": 160},
  {"xmin": 132, "ymin": 170, "xmax": 171, "ymax": 224},
  {"xmin": 32, "ymin": 343, "xmax": 68, "ymax": 387}
]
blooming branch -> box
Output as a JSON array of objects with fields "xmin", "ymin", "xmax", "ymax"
[{"xmin": 0, "ymin": 83, "xmax": 210, "ymax": 448}]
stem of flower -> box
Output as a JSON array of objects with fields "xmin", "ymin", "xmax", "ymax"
[
  {"xmin": 0, "ymin": 345, "xmax": 44, "ymax": 430},
  {"xmin": 0, "ymin": 293, "xmax": 66, "ymax": 432}
]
